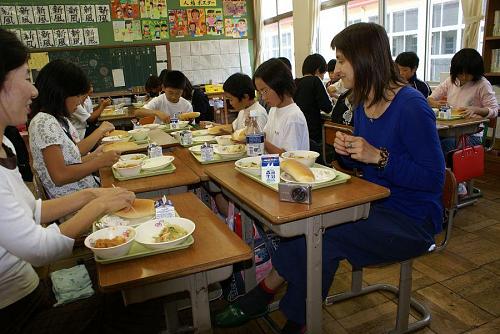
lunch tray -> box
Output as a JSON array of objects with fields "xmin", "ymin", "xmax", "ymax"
[
  {"xmin": 181, "ymin": 138, "xmax": 217, "ymax": 148},
  {"xmin": 112, "ymin": 163, "xmax": 176, "ymax": 181},
  {"xmin": 161, "ymin": 124, "xmax": 193, "ymax": 133},
  {"xmin": 436, "ymin": 115, "xmax": 464, "ymax": 121},
  {"xmin": 235, "ymin": 163, "xmax": 351, "ymax": 192},
  {"xmin": 129, "ymin": 137, "xmax": 150, "ymax": 145},
  {"xmin": 189, "ymin": 149, "xmax": 247, "ymax": 164},
  {"xmin": 95, "ymin": 235, "xmax": 194, "ymax": 264}
]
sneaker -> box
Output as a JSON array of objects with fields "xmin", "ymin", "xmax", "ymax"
[{"xmin": 458, "ymin": 182, "xmax": 468, "ymax": 197}]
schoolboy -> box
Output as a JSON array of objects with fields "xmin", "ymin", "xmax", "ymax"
[
  {"xmin": 137, "ymin": 70, "xmax": 192, "ymax": 123},
  {"xmin": 223, "ymin": 73, "xmax": 268, "ymax": 131},
  {"xmin": 395, "ymin": 51, "xmax": 431, "ymax": 98},
  {"xmin": 144, "ymin": 75, "xmax": 162, "ymax": 99}
]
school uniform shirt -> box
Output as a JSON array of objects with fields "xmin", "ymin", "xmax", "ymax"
[
  {"xmin": 294, "ymin": 76, "xmax": 333, "ymax": 142},
  {"xmin": 69, "ymin": 97, "xmax": 93, "ymax": 141},
  {"xmin": 143, "ymin": 94, "xmax": 193, "ymax": 124},
  {"xmin": 29, "ymin": 112, "xmax": 98, "ymax": 199},
  {"xmin": 408, "ymin": 74, "xmax": 431, "ymax": 98},
  {"xmin": 264, "ymin": 103, "xmax": 309, "ymax": 152},
  {"xmin": 0, "ymin": 137, "xmax": 73, "ymax": 309},
  {"xmin": 232, "ymin": 101, "xmax": 268, "ymax": 131}
]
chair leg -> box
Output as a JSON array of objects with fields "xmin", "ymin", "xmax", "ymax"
[{"xmin": 457, "ymin": 181, "xmax": 482, "ymax": 209}]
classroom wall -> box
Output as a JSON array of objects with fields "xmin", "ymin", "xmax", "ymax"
[{"xmin": 292, "ymin": 0, "xmax": 314, "ymax": 78}]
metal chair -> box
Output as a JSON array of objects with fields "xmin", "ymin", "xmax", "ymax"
[{"xmin": 325, "ymin": 168, "xmax": 457, "ymax": 333}]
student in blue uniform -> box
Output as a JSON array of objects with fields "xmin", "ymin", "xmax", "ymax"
[
  {"xmin": 215, "ymin": 23, "xmax": 445, "ymax": 334},
  {"xmin": 395, "ymin": 51, "xmax": 431, "ymax": 98}
]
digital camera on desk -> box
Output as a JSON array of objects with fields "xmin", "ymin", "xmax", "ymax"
[{"xmin": 278, "ymin": 183, "xmax": 312, "ymax": 204}]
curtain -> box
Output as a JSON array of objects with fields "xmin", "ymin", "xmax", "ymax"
[
  {"xmin": 252, "ymin": 0, "xmax": 264, "ymax": 70},
  {"xmin": 307, "ymin": 0, "xmax": 321, "ymax": 54},
  {"xmin": 461, "ymin": 0, "xmax": 483, "ymax": 49}
]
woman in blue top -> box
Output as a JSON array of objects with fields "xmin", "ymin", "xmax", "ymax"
[{"xmin": 216, "ymin": 23, "xmax": 445, "ymax": 334}]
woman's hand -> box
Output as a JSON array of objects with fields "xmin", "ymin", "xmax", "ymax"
[
  {"xmin": 97, "ymin": 121, "xmax": 115, "ymax": 137},
  {"xmin": 333, "ymin": 131, "xmax": 350, "ymax": 156},
  {"xmin": 339, "ymin": 133, "xmax": 382, "ymax": 164}
]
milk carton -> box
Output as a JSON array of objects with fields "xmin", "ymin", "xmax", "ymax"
[{"xmin": 261, "ymin": 154, "xmax": 280, "ymax": 184}]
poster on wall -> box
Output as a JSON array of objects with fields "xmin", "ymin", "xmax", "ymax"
[
  {"xmin": 37, "ymin": 29, "xmax": 54, "ymax": 48},
  {"xmin": 111, "ymin": 0, "xmax": 140, "ymax": 19},
  {"xmin": 84, "ymin": 27, "xmax": 100, "ymax": 45},
  {"xmin": 187, "ymin": 8, "xmax": 205, "ymax": 37},
  {"xmin": 225, "ymin": 18, "xmax": 247, "ymax": 38},
  {"xmin": 113, "ymin": 20, "xmax": 142, "ymax": 42},
  {"xmin": 16, "ymin": 5, "xmax": 34, "ymax": 25},
  {"xmin": 21, "ymin": 30, "xmax": 38, "ymax": 48},
  {"xmin": 168, "ymin": 9, "xmax": 188, "ymax": 38},
  {"xmin": 80, "ymin": 5, "xmax": 96, "ymax": 22},
  {"xmin": 33, "ymin": 6, "xmax": 51, "ymax": 24},
  {"xmin": 49, "ymin": 4, "xmax": 66, "ymax": 23},
  {"xmin": 53, "ymin": 29, "xmax": 69, "ymax": 47},
  {"xmin": 205, "ymin": 8, "xmax": 222, "ymax": 36},
  {"xmin": 96, "ymin": 5, "xmax": 111, "ymax": 22},
  {"xmin": 65, "ymin": 5, "xmax": 81, "ymax": 24},
  {"xmin": 0, "ymin": 6, "xmax": 18, "ymax": 25},
  {"xmin": 142, "ymin": 19, "xmax": 169, "ymax": 40},
  {"xmin": 68, "ymin": 28, "xmax": 84, "ymax": 46},
  {"xmin": 139, "ymin": 0, "xmax": 167, "ymax": 19},
  {"xmin": 180, "ymin": 0, "xmax": 216, "ymax": 7},
  {"xmin": 223, "ymin": 0, "xmax": 246, "ymax": 17}
]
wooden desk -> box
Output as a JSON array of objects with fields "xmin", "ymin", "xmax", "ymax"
[
  {"xmin": 97, "ymin": 192, "xmax": 252, "ymax": 332},
  {"xmin": 437, "ymin": 117, "xmax": 488, "ymax": 138},
  {"xmin": 98, "ymin": 107, "xmax": 137, "ymax": 128},
  {"xmin": 92, "ymin": 89, "xmax": 145, "ymax": 99},
  {"xmin": 204, "ymin": 164, "xmax": 389, "ymax": 334},
  {"xmin": 171, "ymin": 147, "xmax": 234, "ymax": 182},
  {"xmin": 99, "ymin": 157, "xmax": 200, "ymax": 196}
]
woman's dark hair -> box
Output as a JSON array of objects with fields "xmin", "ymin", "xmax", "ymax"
[
  {"xmin": 158, "ymin": 69, "xmax": 171, "ymax": 87},
  {"xmin": 302, "ymin": 53, "xmax": 327, "ymax": 76},
  {"xmin": 31, "ymin": 59, "xmax": 89, "ymax": 122},
  {"xmin": 163, "ymin": 70, "xmax": 186, "ymax": 90},
  {"xmin": 395, "ymin": 51, "xmax": 419, "ymax": 69},
  {"xmin": 277, "ymin": 57, "xmax": 292, "ymax": 71},
  {"xmin": 145, "ymin": 75, "xmax": 161, "ymax": 91},
  {"xmin": 331, "ymin": 23, "xmax": 403, "ymax": 108},
  {"xmin": 223, "ymin": 73, "xmax": 255, "ymax": 100},
  {"xmin": 253, "ymin": 58, "xmax": 295, "ymax": 101},
  {"xmin": 450, "ymin": 48, "xmax": 484, "ymax": 84},
  {"xmin": 182, "ymin": 75, "xmax": 193, "ymax": 100},
  {"xmin": 327, "ymin": 59, "xmax": 337, "ymax": 72},
  {"xmin": 0, "ymin": 29, "xmax": 28, "ymax": 90}
]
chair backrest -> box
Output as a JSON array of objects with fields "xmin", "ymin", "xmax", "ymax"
[
  {"xmin": 138, "ymin": 116, "xmax": 155, "ymax": 125},
  {"xmin": 435, "ymin": 168, "xmax": 457, "ymax": 252},
  {"xmin": 32, "ymin": 169, "xmax": 48, "ymax": 201},
  {"xmin": 322, "ymin": 122, "xmax": 357, "ymax": 174},
  {"xmin": 482, "ymin": 116, "xmax": 498, "ymax": 151}
]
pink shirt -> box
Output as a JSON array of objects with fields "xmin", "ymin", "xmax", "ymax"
[{"xmin": 430, "ymin": 77, "xmax": 498, "ymax": 119}]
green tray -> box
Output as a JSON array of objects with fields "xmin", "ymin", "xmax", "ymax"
[
  {"xmin": 436, "ymin": 115, "xmax": 464, "ymax": 121},
  {"xmin": 235, "ymin": 163, "xmax": 351, "ymax": 192},
  {"xmin": 161, "ymin": 124, "xmax": 193, "ymax": 133},
  {"xmin": 129, "ymin": 137, "xmax": 150, "ymax": 145},
  {"xmin": 112, "ymin": 163, "xmax": 176, "ymax": 181},
  {"xmin": 189, "ymin": 149, "xmax": 247, "ymax": 164},
  {"xmin": 95, "ymin": 235, "xmax": 194, "ymax": 264}
]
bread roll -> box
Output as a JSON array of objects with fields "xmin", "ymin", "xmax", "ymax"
[
  {"xmin": 178, "ymin": 112, "xmax": 201, "ymax": 120},
  {"xmin": 114, "ymin": 199, "xmax": 155, "ymax": 219},
  {"xmin": 208, "ymin": 124, "xmax": 232, "ymax": 135},
  {"xmin": 103, "ymin": 141, "xmax": 138, "ymax": 152},
  {"xmin": 231, "ymin": 128, "xmax": 246, "ymax": 142},
  {"xmin": 107, "ymin": 130, "xmax": 129, "ymax": 137},
  {"xmin": 281, "ymin": 159, "xmax": 315, "ymax": 183}
]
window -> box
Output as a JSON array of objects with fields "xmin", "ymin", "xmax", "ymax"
[
  {"xmin": 347, "ymin": 0, "xmax": 379, "ymax": 26},
  {"xmin": 318, "ymin": 5, "xmax": 346, "ymax": 62}
]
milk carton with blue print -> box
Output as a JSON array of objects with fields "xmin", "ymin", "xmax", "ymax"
[{"xmin": 261, "ymin": 154, "xmax": 280, "ymax": 184}]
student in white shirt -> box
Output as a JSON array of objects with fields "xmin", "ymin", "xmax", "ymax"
[
  {"xmin": 136, "ymin": 70, "xmax": 193, "ymax": 124},
  {"xmin": 223, "ymin": 73, "xmax": 267, "ymax": 131},
  {"xmin": 0, "ymin": 29, "xmax": 153, "ymax": 333},
  {"xmin": 70, "ymin": 85, "xmax": 111, "ymax": 140},
  {"xmin": 253, "ymin": 58, "xmax": 309, "ymax": 154}
]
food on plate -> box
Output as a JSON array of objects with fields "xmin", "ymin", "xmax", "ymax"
[
  {"xmin": 94, "ymin": 236, "xmax": 126, "ymax": 248},
  {"xmin": 114, "ymin": 161, "xmax": 141, "ymax": 169},
  {"xmin": 107, "ymin": 130, "xmax": 129, "ymax": 137},
  {"xmin": 103, "ymin": 141, "xmax": 139, "ymax": 152},
  {"xmin": 207, "ymin": 124, "xmax": 232, "ymax": 135},
  {"xmin": 154, "ymin": 224, "xmax": 188, "ymax": 243},
  {"xmin": 231, "ymin": 128, "xmax": 246, "ymax": 142},
  {"xmin": 240, "ymin": 161, "xmax": 260, "ymax": 168},
  {"xmin": 120, "ymin": 153, "xmax": 147, "ymax": 161},
  {"xmin": 114, "ymin": 199, "xmax": 155, "ymax": 219},
  {"xmin": 281, "ymin": 159, "xmax": 315, "ymax": 183},
  {"xmin": 178, "ymin": 112, "xmax": 201, "ymax": 120},
  {"xmin": 218, "ymin": 144, "xmax": 245, "ymax": 154}
]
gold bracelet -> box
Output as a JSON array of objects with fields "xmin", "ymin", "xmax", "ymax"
[{"xmin": 377, "ymin": 147, "xmax": 389, "ymax": 169}]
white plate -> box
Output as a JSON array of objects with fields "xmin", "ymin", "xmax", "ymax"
[
  {"xmin": 280, "ymin": 167, "xmax": 336, "ymax": 184},
  {"xmin": 189, "ymin": 144, "xmax": 220, "ymax": 155},
  {"xmin": 214, "ymin": 144, "xmax": 246, "ymax": 158},
  {"xmin": 235, "ymin": 156, "xmax": 261, "ymax": 176},
  {"xmin": 141, "ymin": 155, "xmax": 175, "ymax": 171},
  {"xmin": 119, "ymin": 153, "xmax": 148, "ymax": 162},
  {"xmin": 192, "ymin": 135, "xmax": 216, "ymax": 143},
  {"xmin": 191, "ymin": 129, "xmax": 209, "ymax": 137},
  {"xmin": 135, "ymin": 218, "xmax": 195, "ymax": 250}
]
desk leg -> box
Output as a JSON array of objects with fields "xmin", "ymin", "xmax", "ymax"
[
  {"xmin": 306, "ymin": 215, "xmax": 323, "ymax": 334},
  {"xmin": 241, "ymin": 211, "xmax": 257, "ymax": 293},
  {"xmin": 163, "ymin": 299, "xmax": 179, "ymax": 334},
  {"xmin": 189, "ymin": 272, "xmax": 212, "ymax": 333}
]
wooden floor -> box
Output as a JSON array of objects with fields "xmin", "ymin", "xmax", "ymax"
[{"xmin": 212, "ymin": 154, "xmax": 500, "ymax": 334}]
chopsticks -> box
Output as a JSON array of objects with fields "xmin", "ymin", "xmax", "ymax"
[{"xmin": 112, "ymin": 184, "xmax": 137, "ymax": 214}]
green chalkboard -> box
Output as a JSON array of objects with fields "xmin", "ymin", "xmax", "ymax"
[{"xmin": 49, "ymin": 45, "xmax": 157, "ymax": 92}]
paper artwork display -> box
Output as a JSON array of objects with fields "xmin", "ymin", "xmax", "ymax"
[
  {"xmin": 205, "ymin": 8, "xmax": 222, "ymax": 36},
  {"xmin": 21, "ymin": 30, "xmax": 38, "ymax": 49},
  {"xmin": 49, "ymin": 4, "xmax": 66, "ymax": 23},
  {"xmin": 80, "ymin": 5, "xmax": 96, "ymax": 22},
  {"xmin": 225, "ymin": 18, "xmax": 247, "ymax": 38},
  {"xmin": 187, "ymin": 8, "xmax": 205, "ymax": 37},
  {"xmin": 53, "ymin": 29, "xmax": 69, "ymax": 47},
  {"xmin": 142, "ymin": 20, "xmax": 169, "ymax": 40},
  {"xmin": 111, "ymin": 0, "xmax": 140, "ymax": 20},
  {"xmin": 168, "ymin": 9, "xmax": 188, "ymax": 38},
  {"xmin": 65, "ymin": 5, "xmax": 81, "ymax": 24},
  {"xmin": 33, "ymin": 6, "xmax": 50, "ymax": 24},
  {"xmin": 223, "ymin": 0, "xmax": 246, "ymax": 17},
  {"xmin": 113, "ymin": 20, "xmax": 142, "ymax": 42},
  {"xmin": 84, "ymin": 28, "xmax": 100, "ymax": 45},
  {"xmin": 37, "ymin": 29, "xmax": 54, "ymax": 48},
  {"xmin": 96, "ymin": 5, "xmax": 111, "ymax": 22},
  {"xmin": 68, "ymin": 28, "xmax": 84, "ymax": 46},
  {"xmin": 140, "ymin": 0, "xmax": 167, "ymax": 19},
  {"xmin": 0, "ymin": 6, "xmax": 18, "ymax": 25},
  {"xmin": 180, "ymin": 0, "xmax": 217, "ymax": 6},
  {"xmin": 16, "ymin": 6, "xmax": 34, "ymax": 25}
]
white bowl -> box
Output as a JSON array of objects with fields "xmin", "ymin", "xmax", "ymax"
[
  {"xmin": 102, "ymin": 135, "xmax": 131, "ymax": 143},
  {"xmin": 84, "ymin": 226, "xmax": 135, "ymax": 259},
  {"xmin": 235, "ymin": 156, "xmax": 261, "ymax": 176},
  {"xmin": 135, "ymin": 218, "xmax": 195, "ymax": 250},
  {"xmin": 119, "ymin": 153, "xmax": 148, "ymax": 162},
  {"xmin": 112, "ymin": 160, "xmax": 143, "ymax": 177},
  {"xmin": 214, "ymin": 144, "xmax": 246, "ymax": 158},
  {"xmin": 132, "ymin": 102, "xmax": 145, "ymax": 108},
  {"xmin": 177, "ymin": 120, "xmax": 189, "ymax": 129},
  {"xmin": 141, "ymin": 155, "xmax": 175, "ymax": 171},
  {"xmin": 215, "ymin": 135, "xmax": 234, "ymax": 146},
  {"xmin": 128, "ymin": 128, "xmax": 150, "ymax": 141},
  {"xmin": 281, "ymin": 150, "xmax": 320, "ymax": 167},
  {"xmin": 188, "ymin": 144, "xmax": 204, "ymax": 155}
]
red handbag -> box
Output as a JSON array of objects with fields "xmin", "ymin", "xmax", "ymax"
[{"xmin": 448, "ymin": 135, "xmax": 484, "ymax": 183}]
